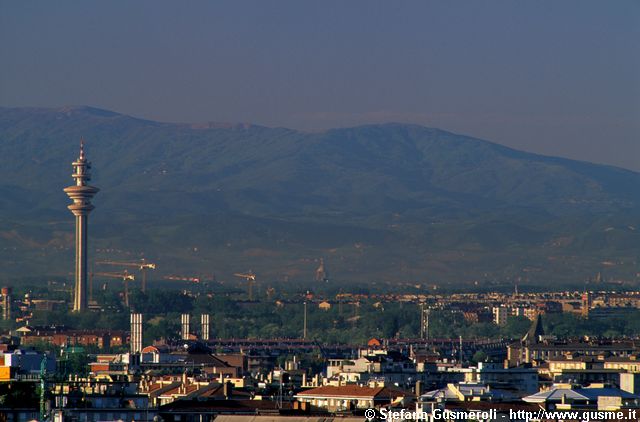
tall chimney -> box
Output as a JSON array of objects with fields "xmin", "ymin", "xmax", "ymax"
[
  {"xmin": 1, "ymin": 287, "xmax": 11, "ymax": 321},
  {"xmin": 130, "ymin": 313, "xmax": 143, "ymax": 354},
  {"xmin": 201, "ymin": 314, "xmax": 210, "ymax": 341},
  {"xmin": 181, "ymin": 314, "xmax": 190, "ymax": 340}
]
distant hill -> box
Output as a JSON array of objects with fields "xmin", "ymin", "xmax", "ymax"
[{"xmin": 0, "ymin": 106, "xmax": 638, "ymax": 288}]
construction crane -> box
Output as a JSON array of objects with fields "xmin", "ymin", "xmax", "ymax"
[
  {"xmin": 234, "ymin": 272, "xmax": 256, "ymax": 301},
  {"xmin": 163, "ymin": 275, "xmax": 201, "ymax": 283},
  {"xmin": 92, "ymin": 271, "xmax": 135, "ymax": 307},
  {"xmin": 96, "ymin": 259, "xmax": 156, "ymax": 292}
]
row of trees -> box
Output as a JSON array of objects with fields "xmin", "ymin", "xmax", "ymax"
[{"xmin": 20, "ymin": 288, "xmax": 640, "ymax": 345}]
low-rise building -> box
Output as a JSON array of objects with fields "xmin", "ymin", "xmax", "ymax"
[
  {"xmin": 19, "ymin": 325, "xmax": 125, "ymax": 349},
  {"xmin": 140, "ymin": 343, "xmax": 245, "ymax": 378},
  {"xmin": 523, "ymin": 383, "xmax": 640, "ymax": 411},
  {"xmin": 295, "ymin": 385, "xmax": 412, "ymax": 412},
  {"xmin": 492, "ymin": 306, "xmax": 508, "ymax": 326},
  {"xmin": 0, "ymin": 348, "xmax": 55, "ymax": 381},
  {"xmin": 464, "ymin": 362, "xmax": 538, "ymax": 395},
  {"xmin": 417, "ymin": 382, "xmax": 517, "ymax": 409},
  {"xmin": 326, "ymin": 350, "xmax": 417, "ymax": 386},
  {"xmin": 507, "ymin": 315, "xmax": 640, "ymax": 367}
]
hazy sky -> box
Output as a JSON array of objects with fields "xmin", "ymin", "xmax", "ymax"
[{"xmin": 1, "ymin": 1, "xmax": 639, "ymax": 170}]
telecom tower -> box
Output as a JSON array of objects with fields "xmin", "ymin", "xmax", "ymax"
[{"xmin": 64, "ymin": 140, "xmax": 99, "ymax": 312}]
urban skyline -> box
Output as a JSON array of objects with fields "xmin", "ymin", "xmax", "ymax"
[{"xmin": 0, "ymin": 1, "xmax": 638, "ymax": 420}]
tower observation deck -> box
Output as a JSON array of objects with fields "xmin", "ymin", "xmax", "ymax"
[{"xmin": 64, "ymin": 140, "xmax": 99, "ymax": 312}]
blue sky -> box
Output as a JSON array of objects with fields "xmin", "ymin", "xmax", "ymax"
[{"xmin": 1, "ymin": 1, "xmax": 639, "ymax": 170}]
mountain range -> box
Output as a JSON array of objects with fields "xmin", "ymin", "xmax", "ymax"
[{"xmin": 0, "ymin": 106, "xmax": 638, "ymax": 289}]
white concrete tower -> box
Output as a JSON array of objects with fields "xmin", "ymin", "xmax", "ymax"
[
  {"xmin": 130, "ymin": 313, "xmax": 143, "ymax": 354},
  {"xmin": 181, "ymin": 314, "xmax": 190, "ymax": 340},
  {"xmin": 64, "ymin": 140, "xmax": 99, "ymax": 312},
  {"xmin": 201, "ymin": 314, "xmax": 210, "ymax": 341}
]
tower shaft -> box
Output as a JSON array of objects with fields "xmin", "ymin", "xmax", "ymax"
[{"xmin": 73, "ymin": 214, "xmax": 88, "ymax": 311}]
